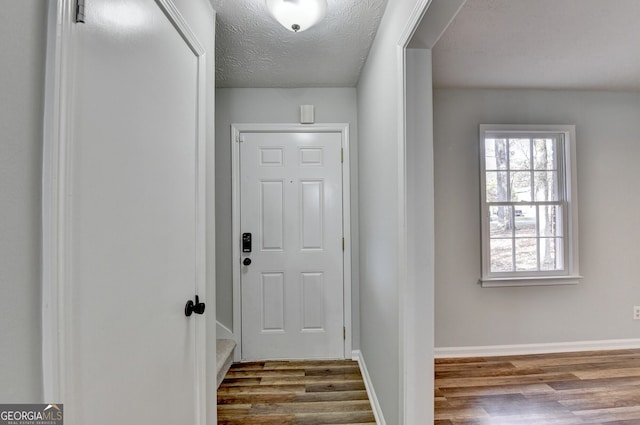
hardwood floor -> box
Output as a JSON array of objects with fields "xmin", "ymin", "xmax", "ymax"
[
  {"xmin": 435, "ymin": 349, "xmax": 640, "ymax": 425},
  {"xmin": 217, "ymin": 359, "xmax": 376, "ymax": 425}
]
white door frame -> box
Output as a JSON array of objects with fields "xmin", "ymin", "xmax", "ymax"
[
  {"xmin": 41, "ymin": 2, "xmax": 208, "ymax": 421},
  {"xmin": 396, "ymin": 0, "xmax": 465, "ymax": 423},
  {"xmin": 231, "ymin": 123, "xmax": 352, "ymax": 360}
]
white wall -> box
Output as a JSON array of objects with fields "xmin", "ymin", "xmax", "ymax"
[
  {"xmin": 0, "ymin": 0, "xmax": 47, "ymax": 402},
  {"xmin": 434, "ymin": 88, "xmax": 640, "ymax": 348},
  {"xmin": 215, "ymin": 87, "xmax": 360, "ymax": 349}
]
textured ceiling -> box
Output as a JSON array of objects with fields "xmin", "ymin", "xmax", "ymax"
[
  {"xmin": 432, "ymin": 0, "xmax": 640, "ymax": 91},
  {"xmin": 211, "ymin": 0, "xmax": 387, "ymax": 88}
]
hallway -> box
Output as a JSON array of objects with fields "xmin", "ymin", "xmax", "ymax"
[{"xmin": 217, "ymin": 360, "xmax": 376, "ymax": 424}]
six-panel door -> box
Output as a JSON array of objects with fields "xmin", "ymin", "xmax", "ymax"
[{"xmin": 240, "ymin": 132, "xmax": 344, "ymax": 360}]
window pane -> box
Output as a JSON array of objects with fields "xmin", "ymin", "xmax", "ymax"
[
  {"xmin": 486, "ymin": 171, "xmax": 508, "ymax": 202},
  {"xmin": 534, "ymin": 171, "xmax": 559, "ymax": 201},
  {"xmin": 490, "ymin": 239, "xmax": 513, "ymax": 272},
  {"xmin": 485, "ymin": 171, "xmax": 507, "ymax": 202},
  {"xmin": 486, "ymin": 172, "xmax": 497, "ymax": 201},
  {"xmin": 534, "ymin": 138, "xmax": 557, "ymax": 170},
  {"xmin": 540, "ymin": 238, "xmax": 564, "ymax": 271},
  {"xmin": 508, "ymin": 138, "xmax": 531, "ymax": 170},
  {"xmin": 515, "ymin": 238, "xmax": 538, "ymax": 271},
  {"xmin": 510, "ymin": 171, "xmax": 531, "ymax": 202},
  {"xmin": 515, "ymin": 207, "xmax": 536, "ymax": 237},
  {"xmin": 487, "ymin": 138, "xmax": 508, "ymax": 171},
  {"xmin": 540, "ymin": 205, "xmax": 563, "ymax": 237},
  {"xmin": 490, "ymin": 206, "xmax": 512, "ymax": 238},
  {"xmin": 484, "ymin": 139, "xmax": 497, "ymax": 170}
]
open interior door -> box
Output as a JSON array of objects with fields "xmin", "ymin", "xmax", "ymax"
[{"xmin": 44, "ymin": 1, "xmax": 208, "ymax": 423}]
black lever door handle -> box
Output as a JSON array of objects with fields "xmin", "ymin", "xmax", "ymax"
[
  {"xmin": 185, "ymin": 295, "xmax": 205, "ymax": 317},
  {"xmin": 193, "ymin": 295, "xmax": 205, "ymax": 314}
]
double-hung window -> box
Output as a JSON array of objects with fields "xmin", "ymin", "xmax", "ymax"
[{"xmin": 479, "ymin": 125, "xmax": 581, "ymax": 287}]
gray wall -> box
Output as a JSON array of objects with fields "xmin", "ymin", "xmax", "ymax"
[
  {"xmin": 434, "ymin": 88, "xmax": 640, "ymax": 348},
  {"xmin": 0, "ymin": 0, "xmax": 47, "ymax": 402},
  {"xmin": 215, "ymin": 87, "xmax": 360, "ymax": 349}
]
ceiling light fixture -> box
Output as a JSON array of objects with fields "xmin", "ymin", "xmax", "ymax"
[{"xmin": 266, "ymin": 0, "xmax": 327, "ymax": 33}]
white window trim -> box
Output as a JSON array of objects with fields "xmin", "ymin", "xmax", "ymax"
[{"xmin": 479, "ymin": 124, "xmax": 582, "ymax": 288}]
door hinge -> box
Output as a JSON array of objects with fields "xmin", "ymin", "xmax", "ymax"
[
  {"xmin": 237, "ymin": 134, "xmax": 245, "ymax": 143},
  {"xmin": 342, "ymin": 238, "xmax": 345, "ymax": 251},
  {"xmin": 341, "ymin": 148, "xmax": 344, "ymax": 163},
  {"xmin": 343, "ymin": 327, "xmax": 346, "ymax": 340},
  {"xmin": 75, "ymin": 0, "xmax": 86, "ymax": 23}
]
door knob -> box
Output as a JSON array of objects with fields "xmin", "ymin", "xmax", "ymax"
[
  {"xmin": 243, "ymin": 258, "xmax": 252, "ymax": 266},
  {"xmin": 185, "ymin": 295, "xmax": 205, "ymax": 317}
]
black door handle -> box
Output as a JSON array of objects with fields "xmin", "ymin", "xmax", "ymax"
[
  {"xmin": 243, "ymin": 258, "xmax": 252, "ymax": 266},
  {"xmin": 185, "ymin": 295, "xmax": 205, "ymax": 317}
]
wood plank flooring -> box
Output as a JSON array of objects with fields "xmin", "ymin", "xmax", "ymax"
[
  {"xmin": 435, "ymin": 349, "xmax": 640, "ymax": 425},
  {"xmin": 217, "ymin": 359, "xmax": 376, "ymax": 425}
]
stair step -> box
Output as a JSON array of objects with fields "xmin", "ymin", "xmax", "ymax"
[{"xmin": 216, "ymin": 339, "xmax": 236, "ymax": 388}]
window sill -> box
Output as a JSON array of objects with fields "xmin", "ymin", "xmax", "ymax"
[{"xmin": 479, "ymin": 275, "xmax": 583, "ymax": 288}]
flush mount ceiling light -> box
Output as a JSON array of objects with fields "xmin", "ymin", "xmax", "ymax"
[{"xmin": 266, "ymin": 0, "xmax": 327, "ymax": 33}]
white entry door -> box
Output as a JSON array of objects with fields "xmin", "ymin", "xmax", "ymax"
[
  {"xmin": 51, "ymin": 1, "xmax": 207, "ymax": 424},
  {"xmin": 240, "ymin": 130, "xmax": 345, "ymax": 360}
]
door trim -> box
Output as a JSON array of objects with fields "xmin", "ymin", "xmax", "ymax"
[
  {"xmin": 42, "ymin": 2, "xmax": 208, "ymax": 422},
  {"xmin": 396, "ymin": 1, "xmax": 466, "ymax": 423},
  {"xmin": 231, "ymin": 123, "xmax": 352, "ymax": 360},
  {"xmin": 42, "ymin": 0, "xmax": 75, "ymax": 402}
]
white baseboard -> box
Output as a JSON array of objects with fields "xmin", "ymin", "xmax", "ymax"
[
  {"xmin": 435, "ymin": 338, "xmax": 640, "ymax": 358},
  {"xmin": 352, "ymin": 350, "xmax": 386, "ymax": 425}
]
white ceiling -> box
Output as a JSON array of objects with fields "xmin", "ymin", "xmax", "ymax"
[
  {"xmin": 432, "ymin": 0, "xmax": 640, "ymax": 91},
  {"xmin": 211, "ymin": 0, "xmax": 387, "ymax": 88}
]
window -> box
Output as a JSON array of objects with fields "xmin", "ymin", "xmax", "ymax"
[{"xmin": 479, "ymin": 125, "xmax": 581, "ymax": 287}]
